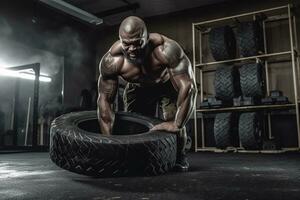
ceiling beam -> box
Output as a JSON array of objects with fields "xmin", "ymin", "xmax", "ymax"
[
  {"xmin": 39, "ymin": 0, "xmax": 103, "ymax": 25},
  {"xmin": 95, "ymin": 3, "xmax": 139, "ymax": 18}
]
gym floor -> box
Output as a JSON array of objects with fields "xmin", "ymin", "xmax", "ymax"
[{"xmin": 0, "ymin": 152, "xmax": 299, "ymax": 200}]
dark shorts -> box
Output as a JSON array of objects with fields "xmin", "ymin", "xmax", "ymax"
[{"xmin": 123, "ymin": 80, "xmax": 178, "ymax": 121}]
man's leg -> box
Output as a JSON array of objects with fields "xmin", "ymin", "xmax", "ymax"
[{"xmin": 160, "ymin": 97, "xmax": 189, "ymax": 172}]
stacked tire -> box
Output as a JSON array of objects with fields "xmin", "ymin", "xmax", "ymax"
[
  {"xmin": 213, "ymin": 65, "xmax": 240, "ymax": 149},
  {"xmin": 238, "ymin": 62, "xmax": 264, "ymax": 149},
  {"xmin": 237, "ymin": 20, "xmax": 264, "ymax": 150},
  {"xmin": 239, "ymin": 63, "xmax": 264, "ymax": 98},
  {"xmin": 209, "ymin": 26, "xmax": 239, "ymax": 149},
  {"xmin": 214, "ymin": 65, "xmax": 240, "ymax": 103},
  {"xmin": 237, "ymin": 20, "xmax": 265, "ymax": 101},
  {"xmin": 209, "ymin": 21, "xmax": 265, "ymax": 150},
  {"xmin": 238, "ymin": 112, "xmax": 262, "ymax": 150},
  {"xmin": 237, "ymin": 20, "xmax": 264, "ymax": 57},
  {"xmin": 213, "ymin": 112, "xmax": 239, "ymax": 149},
  {"xmin": 209, "ymin": 20, "xmax": 264, "ymax": 60},
  {"xmin": 209, "ymin": 26, "xmax": 236, "ymax": 61}
]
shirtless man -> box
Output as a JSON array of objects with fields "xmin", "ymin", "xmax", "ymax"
[{"xmin": 97, "ymin": 16, "xmax": 197, "ymax": 172}]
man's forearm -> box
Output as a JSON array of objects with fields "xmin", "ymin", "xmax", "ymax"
[
  {"xmin": 174, "ymin": 82, "xmax": 197, "ymax": 128},
  {"xmin": 99, "ymin": 114, "xmax": 115, "ymax": 135},
  {"xmin": 97, "ymin": 98, "xmax": 115, "ymax": 135}
]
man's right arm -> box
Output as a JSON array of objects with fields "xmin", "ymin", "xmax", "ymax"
[{"xmin": 97, "ymin": 52, "xmax": 119, "ymax": 135}]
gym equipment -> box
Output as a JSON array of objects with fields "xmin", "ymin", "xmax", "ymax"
[
  {"xmin": 237, "ymin": 20, "xmax": 264, "ymax": 57},
  {"xmin": 239, "ymin": 63, "xmax": 265, "ymax": 99},
  {"xmin": 214, "ymin": 65, "xmax": 241, "ymax": 102},
  {"xmin": 262, "ymin": 90, "xmax": 290, "ymax": 105},
  {"xmin": 200, "ymin": 97, "xmax": 223, "ymax": 109},
  {"xmin": 213, "ymin": 112, "xmax": 239, "ymax": 149},
  {"xmin": 238, "ymin": 112, "xmax": 262, "ymax": 150},
  {"xmin": 50, "ymin": 111, "xmax": 177, "ymax": 177},
  {"xmin": 209, "ymin": 26, "xmax": 236, "ymax": 61}
]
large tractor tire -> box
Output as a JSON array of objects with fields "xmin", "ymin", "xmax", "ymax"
[
  {"xmin": 214, "ymin": 65, "xmax": 241, "ymax": 102},
  {"xmin": 214, "ymin": 112, "xmax": 239, "ymax": 149},
  {"xmin": 239, "ymin": 63, "xmax": 265, "ymax": 98},
  {"xmin": 209, "ymin": 26, "xmax": 236, "ymax": 61},
  {"xmin": 50, "ymin": 111, "xmax": 177, "ymax": 177},
  {"xmin": 238, "ymin": 112, "xmax": 262, "ymax": 150},
  {"xmin": 237, "ymin": 20, "xmax": 264, "ymax": 57}
]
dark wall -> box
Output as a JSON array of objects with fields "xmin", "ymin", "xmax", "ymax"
[{"xmin": 0, "ymin": 0, "xmax": 97, "ymax": 108}]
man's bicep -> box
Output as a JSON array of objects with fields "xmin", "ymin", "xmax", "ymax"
[
  {"xmin": 167, "ymin": 54, "xmax": 195, "ymax": 90},
  {"xmin": 98, "ymin": 52, "xmax": 120, "ymax": 101},
  {"xmin": 161, "ymin": 40, "xmax": 190, "ymax": 76},
  {"xmin": 168, "ymin": 55, "xmax": 191, "ymax": 76}
]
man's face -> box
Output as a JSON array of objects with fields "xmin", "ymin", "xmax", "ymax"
[{"xmin": 120, "ymin": 32, "xmax": 148, "ymax": 60}]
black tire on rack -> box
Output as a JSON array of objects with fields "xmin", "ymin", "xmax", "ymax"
[
  {"xmin": 209, "ymin": 26, "xmax": 236, "ymax": 61},
  {"xmin": 239, "ymin": 63, "xmax": 265, "ymax": 98},
  {"xmin": 214, "ymin": 112, "xmax": 234, "ymax": 149},
  {"xmin": 214, "ymin": 65, "xmax": 241, "ymax": 102},
  {"xmin": 238, "ymin": 112, "xmax": 261, "ymax": 150},
  {"xmin": 50, "ymin": 111, "xmax": 177, "ymax": 177},
  {"xmin": 237, "ymin": 20, "xmax": 264, "ymax": 57}
]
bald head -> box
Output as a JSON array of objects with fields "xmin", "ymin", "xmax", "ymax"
[
  {"xmin": 119, "ymin": 16, "xmax": 149, "ymax": 60},
  {"xmin": 119, "ymin": 16, "xmax": 147, "ymax": 38}
]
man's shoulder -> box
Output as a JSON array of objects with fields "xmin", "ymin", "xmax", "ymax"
[
  {"xmin": 109, "ymin": 40, "xmax": 124, "ymax": 57},
  {"xmin": 100, "ymin": 41, "xmax": 124, "ymax": 76},
  {"xmin": 149, "ymin": 33, "xmax": 166, "ymax": 48},
  {"xmin": 103, "ymin": 40, "xmax": 125, "ymax": 64},
  {"xmin": 149, "ymin": 33, "xmax": 165, "ymax": 61},
  {"xmin": 150, "ymin": 33, "xmax": 181, "ymax": 63},
  {"xmin": 149, "ymin": 33, "xmax": 178, "ymax": 47}
]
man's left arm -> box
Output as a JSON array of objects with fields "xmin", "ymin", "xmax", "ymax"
[{"xmin": 152, "ymin": 39, "xmax": 197, "ymax": 132}]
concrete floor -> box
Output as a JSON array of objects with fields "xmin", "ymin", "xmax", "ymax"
[{"xmin": 0, "ymin": 152, "xmax": 300, "ymax": 200}]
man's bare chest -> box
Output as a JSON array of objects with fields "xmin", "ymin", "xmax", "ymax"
[{"xmin": 120, "ymin": 56, "xmax": 169, "ymax": 84}]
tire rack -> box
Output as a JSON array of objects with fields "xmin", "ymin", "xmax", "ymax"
[{"xmin": 192, "ymin": 4, "xmax": 300, "ymax": 153}]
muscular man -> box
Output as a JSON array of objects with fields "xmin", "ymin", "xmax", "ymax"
[{"xmin": 97, "ymin": 16, "xmax": 197, "ymax": 172}]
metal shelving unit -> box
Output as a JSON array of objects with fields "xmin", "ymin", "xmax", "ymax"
[
  {"xmin": 197, "ymin": 103, "xmax": 296, "ymax": 114},
  {"xmin": 192, "ymin": 4, "xmax": 300, "ymax": 152},
  {"xmin": 196, "ymin": 51, "xmax": 292, "ymax": 67}
]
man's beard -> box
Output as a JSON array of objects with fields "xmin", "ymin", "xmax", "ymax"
[
  {"xmin": 129, "ymin": 56, "xmax": 143, "ymax": 65},
  {"xmin": 123, "ymin": 47, "xmax": 147, "ymax": 65}
]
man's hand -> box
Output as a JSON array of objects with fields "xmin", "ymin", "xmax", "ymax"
[{"xmin": 150, "ymin": 121, "xmax": 180, "ymax": 133}]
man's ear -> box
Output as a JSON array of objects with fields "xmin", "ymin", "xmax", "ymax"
[{"xmin": 141, "ymin": 34, "xmax": 149, "ymax": 49}]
